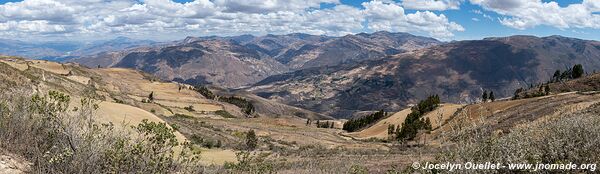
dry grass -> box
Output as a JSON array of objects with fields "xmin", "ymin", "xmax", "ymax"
[
  {"xmin": 346, "ymin": 104, "xmax": 463, "ymax": 140},
  {"xmin": 431, "ymin": 103, "xmax": 600, "ymax": 173},
  {"xmin": 94, "ymin": 101, "xmax": 187, "ymax": 143}
]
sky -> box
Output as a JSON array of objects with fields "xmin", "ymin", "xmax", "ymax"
[{"xmin": 0, "ymin": 0, "xmax": 599, "ymax": 42}]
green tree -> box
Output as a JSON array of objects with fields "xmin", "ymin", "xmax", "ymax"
[
  {"xmin": 544, "ymin": 85, "xmax": 551, "ymax": 95},
  {"xmin": 573, "ymin": 64, "xmax": 584, "ymax": 78},
  {"xmin": 397, "ymin": 95, "xmax": 439, "ymax": 140},
  {"xmin": 388, "ymin": 124, "xmax": 395, "ymax": 137},
  {"xmin": 246, "ymin": 130, "xmax": 258, "ymax": 150},
  {"xmin": 553, "ymin": 70, "xmax": 561, "ymax": 81},
  {"xmin": 148, "ymin": 91, "xmax": 154, "ymax": 102},
  {"xmin": 482, "ymin": 90, "xmax": 488, "ymax": 102},
  {"xmin": 489, "ymin": 91, "xmax": 495, "ymax": 102}
]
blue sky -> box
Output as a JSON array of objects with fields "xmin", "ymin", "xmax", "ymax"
[{"xmin": 0, "ymin": 0, "xmax": 599, "ymax": 41}]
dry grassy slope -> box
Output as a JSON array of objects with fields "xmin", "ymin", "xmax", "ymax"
[
  {"xmin": 1, "ymin": 58, "xmax": 351, "ymax": 165},
  {"xmin": 0, "ymin": 58, "xmax": 239, "ymax": 164},
  {"xmin": 345, "ymin": 104, "xmax": 463, "ymax": 139},
  {"xmin": 228, "ymin": 90, "xmax": 333, "ymax": 120},
  {"xmin": 427, "ymin": 92, "xmax": 600, "ymax": 144}
]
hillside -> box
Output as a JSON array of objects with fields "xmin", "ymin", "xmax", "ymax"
[
  {"xmin": 250, "ymin": 35, "xmax": 600, "ymax": 118},
  {"xmin": 0, "ymin": 56, "xmax": 336, "ymax": 166},
  {"xmin": 1, "ymin": 52, "xmax": 600, "ymax": 173},
  {"xmin": 72, "ymin": 32, "xmax": 440, "ymax": 88}
]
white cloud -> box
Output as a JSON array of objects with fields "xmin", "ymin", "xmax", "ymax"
[
  {"xmin": 363, "ymin": 1, "xmax": 464, "ymax": 39},
  {"xmin": 471, "ymin": 0, "xmax": 600, "ymax": 30},
  {"xmin": 472, "ymin": 17, "xmax": 479, "ymax": 21},
  {"xmin": 0, "ymin": 0, "xmax": 464, "ymax": 41},
  {"xmin": 213, "ymin": 0, "xmax": 339, "ymax": 13},
  {"xmin": 401, "ymin": 0, "xmax": 462, "ymax": 11}
]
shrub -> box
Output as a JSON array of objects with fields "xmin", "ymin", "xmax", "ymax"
[
  {"xmin": 246, "ymin": 130, "xmax": 258, "ymax": 150},
  {"xmin": 220, "ymin": 96, "xmax": 255, "ymax": 115},
  {"xmin": 223, "ymin": 151, "xmax": 274, "ymax": 173},
  {"xmin": 437, "ymin": 105, "xmax": 600, "ymax": 173},
  {"xmin": 0, "ymin": 90, "xmax": 202, "ymax": 173},
  {"xmin": 193, "ymin": 86, "xmax": 215, "ymax": 100},
  {"xmin": 215, "ymin": 110, "xmax": 236, "ymax": 118},
  {"xmin": 184, "ymin": 105, "xmax": 195, "ymax": 112}
]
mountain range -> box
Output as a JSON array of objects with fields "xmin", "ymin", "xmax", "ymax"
[
  {"xmin": 250, "ymin": 35, "xmax": 600, "ymax": 117},
  {"xmin": 2, "ymin": 32, "xmax": 600, "ymax": 118},
  {"xmin": 72, "ymin": 31, "xmax": 441, "ymax": 88},
  {"xmin": 0, "ymin": 37, "xmax": 156, "ymax": 61}
]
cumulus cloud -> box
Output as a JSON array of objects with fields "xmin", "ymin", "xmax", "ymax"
[
  {"xmin": 401, "ymin": 0, "xmax": 462, "ymax": 11},
  {"xmin": 471, "ymin": 0, "xmax": 600, "ymax": 30},
  {"xmin": 363, "ymin": 1, "xmax": 464, "ymax": 39},
  {"xmin": 213, "ymin": 0, "xmax": 339, "ymax": 13},
  {"xmin": 0, "ymin": 0, "xmax": 465, "ymax": 40}
]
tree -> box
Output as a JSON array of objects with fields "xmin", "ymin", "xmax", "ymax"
[
  {"xmin": 396, "ymin": 95, "xmax": 439, "ymax": 141},
  {"xmin": 489, "ymin": 91, "xmax": 495, "ymax": 102},
  {"xmin": 544, "ymin": 85, "xmax": 550, "ymax": 95},
  {"xmin": 148, "ymin": 92, "xmax": 154, "ymax": 102},
  {"xmin": 482, "ymin": 90, "xmax": 488, "ymax": 102},
  {"xmin": 573, "ymin": 64, "xmax": 584, "ymax": 78},
  {"xmin": 306, "ymin": 119, "xmax": 311, "ymax": 126},
  {"xmin": 342, "ymin": 110, "xmax": 387, "ymax": 132},
  {"xmin": 246, "ymin": 130, "xmax": 257, "ymax": 150},
  {"xmin": 553, "ymin": 70, "xmax": 561, "ymax": 82},
  {"xmin": 388, "ymin": 124, "xmax": 395, "ymax": 136},
  {"xmin": 330, "ymin": 122, "xmax": 334, "ymax": 128}
]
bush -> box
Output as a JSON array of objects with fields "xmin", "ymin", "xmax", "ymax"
[
  {"xmin": 0, "ymin": 90, "xmax": 202, "ymax": 173},
  {"xmin": 190, "ymin": 134, "xmax": 222, "ymax": 149},
  {"xmin": 220, "ymin": 96, "xmax": 255, "ymax": 115},
  {"xmin": 184, "ymin": 105, "xmax": 195, "ymax": 112},
  {"xmin": 193, "ymin": 86, "xmax": 215, "ymax": 100},
  {"xmin": 246, "ymin": 130, "xmax": 258, "ymax": 150},
  {"xmin": 437, "ymin": 105, "xmax": 600, "ymax": 173},
  {"xmin": 215, "ymin": 110, "xmax": 236, "ymax": 118}
]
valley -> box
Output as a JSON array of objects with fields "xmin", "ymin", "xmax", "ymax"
[
  {"xmin": 1, "ymin": 50, "xmax": 599, "ymax": 172},
  {"xmin": 1, "ymin": 0, "xmax": 599, "ymax": 173}
]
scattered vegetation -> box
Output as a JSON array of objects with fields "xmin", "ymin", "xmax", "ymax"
[
  {"xmin": 395, "ymin": 95, "xmax": 438, "ymax": 141},
  {"xmin": 173, "ymin": 113, "xmax": 194, "ymax": 119},
  {"xmin": 437, "ymin": 104, "xmax": 600, "ymax": 173},
  {"xmin": 0, "ymin": 90, "xmax": 202, "ymax": 173},
  {"xmin": 148, "ymin": 91, "xmax": 154, "ymax": 102},
  {"xmin": 514, "ymin": 64, "xmax": 585, "ymax": 100},
  {"xmin": 343, "ymin": 110, "xmax": 387, "ymax": 132},
  {"xmin": 246, "ymin": 130, "xmax": 258, "ymax": 150},
  {"xmin": 223, "ymin": 151, "xmax": 273, "ymax": 173},
  {"xmin": 481, "ymin": 90, "xmax": 495, "ymax": 102},
  {"xmin": 192, "ymin": 85, "xmax": 255, "ymax": 115},
  {"xmin": 190, "ymin": 134, "xmax": 222, "ymax": 149},
  {"xmin": 316, "ymin": 120, "xmax": 335, "ymax": 128},
  {"xmin": 552, "ymin": 64, "xmax": 585, "ymax": 82},
  {"xmin": 193, "ymin": 86, "xmax": 215, "ymax": 100},
  {"xmin": 184, "ymin": 105, "xmax": 195, "ymax": 112},
  {"xmin": 219, "ymin": 96, "xmax": 255, "ymax": 115},
  {"xmin": 215, "ymin": 110, "xmax": 236, "ymax": 118}
]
